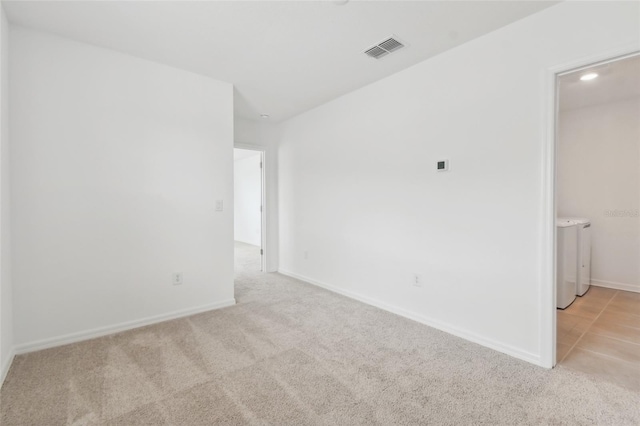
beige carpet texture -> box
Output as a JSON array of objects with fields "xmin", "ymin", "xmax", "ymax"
[{"xmin": 1, "ymin": 242, "xmax": 639, "ymax": 425}]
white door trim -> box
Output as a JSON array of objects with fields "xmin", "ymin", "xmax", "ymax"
[
  {"xmin": 540, "ymin": 44, "xmax": 640, "ymax": 369},
  {"xmin": 234, "ymin": 143, "xmax": 268, "ymax": 271}
]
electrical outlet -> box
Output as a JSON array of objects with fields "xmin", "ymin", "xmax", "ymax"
[
  {"xmin": 412, "ymin": 274, "xmax": 423, "ymax": 288},
  {"xmin": 173, "ymin": 272, "xmax": 183, "ymax": 286},
  {"xmin": 303, "ymin": 250, "xmax": 309, "ymax": 260},
  {"xmin": 215, "ymin": 200, "xmax": 224, "ymax": 212}
]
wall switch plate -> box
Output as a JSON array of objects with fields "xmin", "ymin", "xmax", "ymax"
[
  {"xmin": 172, "ymin": 272, "xmax": 183, "ymax": 286},
  {"xmin": 303, "ymin": 250, "xmax": 309, "ymax": 260},
  {"xmin": 215, "ymin": 200, "xmax": 224, "ymax": 211},
  {"xmin": 412, "ymin": 274, "xmax": 423, "ymax": 287},
  {"xmin": 436, "ymin": 160, "xmax": 449, "ymax": 172}
]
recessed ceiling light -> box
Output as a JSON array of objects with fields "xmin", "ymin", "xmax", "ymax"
[
  {"xmin": 580, "ymin": 73, "xmax": 598, "ymax": 81},
  {"xmin": 260, "ymin": 114, "xmax": 270, "ymax": 119}
]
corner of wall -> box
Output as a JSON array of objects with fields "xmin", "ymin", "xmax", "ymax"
[
  {"xmin": 0, "ymin": 346, "xmax": 15, "ymax": 389},
  {"xmin": 0, "ymin": 1, "xmax": 15, "ymax": 388}
]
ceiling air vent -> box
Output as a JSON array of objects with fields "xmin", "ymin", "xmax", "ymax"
[
  {"xmin": 365, "ymin": 37, "xmax": 405, "ymax": 59},
  {"xmin": 365, "ymin": 45, "xmax": 389, "ymax": 59}
]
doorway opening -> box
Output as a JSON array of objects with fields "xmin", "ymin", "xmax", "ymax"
[
  {"xmin": 551, "ymin": 53, "xmax": 639, "ymax": 389},
  {"xmin": 234, "ymin": 147, "xmax": 265, "ymax": 273}
]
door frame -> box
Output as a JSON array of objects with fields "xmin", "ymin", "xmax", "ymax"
[
  {"xmin": 234, "ymin": 143, "xmax": 267, "ymax": 272},
  {"xmin": 540, "ymin": 44, "xmax": 639, "ymax": 368}
]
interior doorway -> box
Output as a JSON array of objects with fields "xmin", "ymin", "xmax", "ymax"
[
  {"xmin": 552, "ymin": 53, "xmax": 640, "ymax": 390},
  {"xmin": 234, "ymin": 147, "xmax": 265, "ymax": 272}
]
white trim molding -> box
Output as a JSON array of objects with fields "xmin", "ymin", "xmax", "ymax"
[
  {"xmin": 279, "ymin": 269, "xmax": 541, "ymax": 367},
  {"xmin": 1, "ymin": 347, "xmax": 15, "ymax": 389},
  {"xmin": 591, "ymin": 279, "xmax": 640, "ymax": 294},
  {"xmin": 14, "ymin": 299, "xmax": 236, "ymax": 355}
]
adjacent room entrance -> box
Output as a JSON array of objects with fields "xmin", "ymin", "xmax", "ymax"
[
  {"xmin": 551, "ymin": 53, "xmax": 640, "ymax": 390},
  {"xmin": 234, "ymin": 148, "xmax": 265, "ymax": 272}
]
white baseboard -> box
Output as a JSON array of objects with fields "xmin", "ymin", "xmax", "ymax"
[
  {"xmin": 591, "ymin": 279, "xmax": 640, "ymax": 294},
  {"xmin": 278, "ymin": 269, "xmax": 541, "ymax": 367},
  {"xmin": 1, "ymin": 347, "xmax": 16, "ymax": 389},
  {"xmin": 14, "ymin": 299, "xmax": 236, "ymax": 355}
]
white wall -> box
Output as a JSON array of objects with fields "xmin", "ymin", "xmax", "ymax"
[
  {"xmin": 0, "ymin": 4, "xmax": 13, "ymax": 384},
  {"xmin": 10, "ymin": 27, "xmax": 235, "ymax": 350},
  {"xmin": 558, "ymin": 98, "xmax": 640, "ymax": 292},
  {"xmin": 235, "ymin": 117, "xmax": 280, "ymax": 271},
  {"xmin": 277, "ymin": 1, "xmax": 640, "ymax": 365},
  {"xmin": 234, "ymin": 151, "xmax": 262, "ymax": 246}
]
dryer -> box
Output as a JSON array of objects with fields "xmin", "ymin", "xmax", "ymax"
[
  {"xmin": 560, "ymin": 217, "xmax": 592, "ymax": 296},
  {"xmin": 556, "ymin": 220, "xmax": 578, "ymax": 309}
]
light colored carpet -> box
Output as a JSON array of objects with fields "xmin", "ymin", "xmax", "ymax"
[{"xmin": 1, "ymin": 241, "xmax": 639, "ymax": 425}]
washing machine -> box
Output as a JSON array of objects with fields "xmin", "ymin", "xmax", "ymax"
[
  {"xmin": 560, "ymin": 217, "xmax": 592, "ymax": 296},
  {"xmin": 557, "ymin": 220, "xmax": 578, "ymax": 309}
]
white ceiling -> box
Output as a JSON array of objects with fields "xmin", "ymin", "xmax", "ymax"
[
  {"xmin": 4, "ymin": 0, "xmax": 558, "ymax": 122},
  {"xmin": 234, "ymin": 148, "xmax": 261, "ymax": 162},
  {"xmin": 559, "ymin": 54, "xmax": 640, "ymax": 111}
]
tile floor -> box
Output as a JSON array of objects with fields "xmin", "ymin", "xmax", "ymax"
[{"xmin": 557, "ymin": 286, "xmax": 640, "ymax": 391}]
